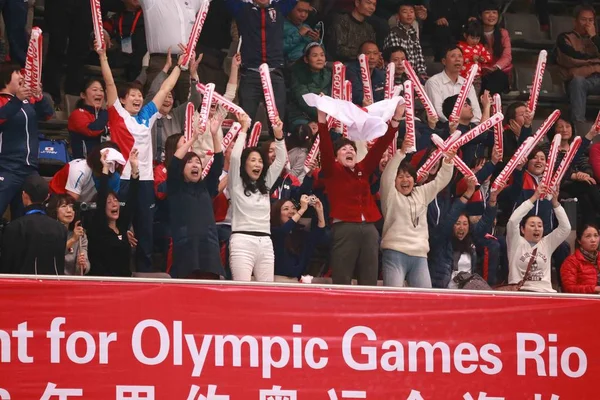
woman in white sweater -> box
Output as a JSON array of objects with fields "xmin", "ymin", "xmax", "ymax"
[
  {"xmin": 507, "ymin": 184, "xmax": 571, "ymax": 292},
  {"xmin": 380, "ymin": 139, "xmax": 455, "ymax": 287},
  {"xmin": 228, "ymin": 113, "xmax": 287, "ymax": 281}
]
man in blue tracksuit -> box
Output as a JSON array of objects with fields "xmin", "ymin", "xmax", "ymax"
[
  {"xmin": 0, "ymin": 65, "xmax": 54, "ymax": 219},
  {"xmin": 225, "ymin": 0, "xmax": 297, "ymax": 127}
]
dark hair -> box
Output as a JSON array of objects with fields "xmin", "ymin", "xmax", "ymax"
[
  {"xmin": 46, "ymin": 194, "xmax": 77, "ymax": 230},
  {"xmin": 359, "ymin": 40, "xmax": 379, "ymax": 54},
  {"xmin": 527, "ymin": 145, "xmax": 547, "ymax": 162},
  {"xmin": 574, "ymin": 4, "xmax": 596, "ymax": 19},
  {"xmin": 333, "ymin": 137, "xmax": 357, "ymax": 156},
  {"xmin": 481, "ymin": 21, "xmax": 503, "ymax": 59},
  {"xmin": 396, "ymin": 159, "xmax": 417, "ymax": 182},
  {"xmin": 75, "ymin": 78, "xmax": 105, "ymax": 109},
  {"xmin": 23, "ymin": 175, "xmax": 49, "ymax": 204},
  {"xmin": 576, "ymin": 223, "xmax": 600, "ymax": 250},
  {"xmin": 0, "ymin": 63, "xmax": 21, "ymax": 90},
  {"xmin": 180, "ymin": 151, "xmax": 203, "ymax": 175},
  {"xmin": 452, "ymin": 212, "xmax": 473, "ymax": 253},
  {"xmin": 240, "ymin": 147, "xmax": 269, "ymax": 196},
  {"xmin": 117, "ymin": 82, "xmax": 143, "ymax": 100},
  {"xmin": 271, "ymin": 199, "xmax": 304, "ymax": 255},
  {"xmin": 505, "ymin": 101, "xmax": 527, "ymax": 121},
  {"xmin": 464, "ymin": 20, "xmax": 483, "ymax": 38},
  {"xmin": 164, "ymin": 134, "xmax": 183, "ymax": 168},
  {"xmin": 442, "ymin": 94, "xmax": 471, "ymax": 119},
  {"xmin": 383, "ymin": 45, "xmax": 406, "ymax": 63},
  {"xmin": 286, "ymin": 124, "xmax": 312, "ymax": 151},
  {"xmin": 87, "ymin": 141, "xmax": 122, "ymax": 176},
  {"xmin": 442, "ymin": 44, "xmax": 462, "ymax": 59},
  {"xmin": 261, "ymin": 140, "xmax": 275, "ymax": 162},
  {"xmin": 303, "ymin": 42, "xmax": 323, "ymax": 58}
]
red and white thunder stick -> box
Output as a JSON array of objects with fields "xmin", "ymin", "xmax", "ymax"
[
  {"xmin": 24, "ymin": 27, "xmax": 42, "ymax": 94},
  {"xmin": 416, "ymin": 131, "xmax": 462, "ymax": 182},
  {"xmin": 202, "ymin": 122, "xmax": 242, "ymax": 178},
  {"xmin": 491, "ymin": 137, "xmax": 534, "ymax": 191},
  {"xmin": 449, "ymin": 64, "xmax": 478, "ymax": 123},
  {"xmin": 541, "ymin": 133, "xmax": 562, "ymax": 193},
  {"xmin": 90, "ymin": 0, "xmax": 104, "ymax": 50},
  {"xmin": 448, "ymin": 112, "xmax": 504, "ymax": 152},
  {"xmin": 248, "ymin": 121, "xmax": 262, "ymax": 148},
  {"xmin": 184, "ymin": 102, "xmax": 195, "ymax": 142},
  {"xmin": 594, "ymin": 110, "xmax": 600, "ymax": 132},
  {"xmin": 492, "ymin": 94, "xmax": 504, "ymax": 160},
  {"xmin": 304, "ymin": 136, "xmax": 321, "ymax": 168},
  {"xmin": 431, "ymin": 134, "xmax": 478, "ymax": 183},
  {"xmin": 180, "ymin": 0, "xmax": 210, "ymax": 70},
  {"xmin": 384, "ymin": 62, "xmax": 395, "ymax": 100},
  {"xmin": 196, "ymin": 83, "xmax": 246, "ymax": 116},
  {"xmin": 547, "ymin": 136, "xmax": 582, "ymax": 194},
  {"xmin": 528, "ymin": 50, "xmax": 547, "ymax": 115},
  {"xmin": 259, "ymin": 63, "xmax": 280, "ymax": 125},
  {"xmin": 342, "ymin": 80, "xmax": 352, "ymax": 138},
  {"xmin": 327, "ymin": 62, "xmax": 346, "ymax": 130},
  {"xmin": 198, "ymin": 83, "xmax": 215, "ymax": 136},
  {"xmin": 402, "ymin": 80, "xmax": 416, "ymax": 154},
  {"xmin": 358, "ymin": 54, "xmax": 373, "ymax": 104},
  {"xmin": 402, "ymin": 60, "xmax": 436, "ymax": 119}
]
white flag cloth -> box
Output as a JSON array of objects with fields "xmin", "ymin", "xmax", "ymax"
[
  {"xmin": 303, "ymin": 94, "xmax": 404, "ymax": 142},
  {"xmin": 104, "ymin": 148, "xmax": 126, "ymax": 173}
]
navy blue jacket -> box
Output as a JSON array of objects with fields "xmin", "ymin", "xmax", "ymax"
[
  {"xmin": 345, "ymin": 61, "xmax": 385, "ymax": 105},
  {"xmin": 272, "ymin": 219, "xmax": 325, "ymax": 278},
  {"xmin": 225, "ymin": 0, "xmax": 297, "ymax": 69},
  {"xmin": 0, "ymin": 94, "xmax": 54, "ymax": 174},
  {"xmin": 429, "ymin": 199, "xmax": 497, "ymax": 288}
]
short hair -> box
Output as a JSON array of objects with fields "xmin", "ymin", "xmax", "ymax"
[
  {"xmin": 383, "ymin": 45, "xmax": 406, "ymax": 63},
  {"xmin": 46, "ymin": 194, "xmax": 75, "ymax": 220},
  {"xmin": 576, "ymin": 223, "xmax": 600, "ymax": 250},
  {"xmin": 164, "ymin": 134, "xmax": 183, "ymax": 169},
  {"xmin": 463, "ymin": 19, "xmax": 484, "ymax": 38},
  {"xmin": 505, "ymin": 101, "xmax": 527, "ymax": 121},
  {"xmin": 359, "ymin": 40, "xmax": 379, "ymax": 54},
  {"xmin": 23, "ymin": 175, "xmax": 49, "ymax": 204},
  {"xmin": 520, "ymin": 214, "xmax": 543, "ymax": 231},
  {"xmin": 0, "ymin": 63, "xmax": 21, "ymax": 89},
  {"xmin": 441, "ymin": 94, "xmax": 471, "ymax": 119},
  {"xmin": 180, "ymin": 151, "xmax": 202, "ymax": 173},
  {"xmin": 396, "ymin": 159, "xmax": 417, "ymax": 181},
  {"xmin": 527, "ymin": 145, "xmax": 548, "ymax": 161},
  {"xmin": 86, "ymin": 141, "xmax": 122, "ymax": 175},
  {"xmin": 333, "ymin": 137, "xmax": 357, "ymax": 156},
  {"xmin": 442, "ymin": 44, "xmax": 462, "ymax": 59},
  {"xmin": 574, "ymin": 4, "xmax": 596, "ymax": 19},
  {"xmin": 117, "ymin": 82, "xmax": 143, "ymax": 99}
]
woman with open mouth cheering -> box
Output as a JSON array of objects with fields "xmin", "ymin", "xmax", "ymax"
[
  {"xmin": 507, "ymin": 183, "xmax": 571, "ymax": 292},
  {"xmin": 167, "ymin": 116, "xmax": 225, "ymax": 280},
  {"xmin": 228, "ymin": 113, "xmax": 287, "ymax": 282}
]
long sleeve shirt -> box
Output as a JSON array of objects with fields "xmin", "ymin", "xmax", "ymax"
[
  {"xmin": 228, "ymin": 132, "xmax": 287, "ymax": 234},
  {"xmin": 380, "ymin": 151, "xmax": 453, "ymax": 257},
  {"xmin": 424, "ymin": 71, "xmax": 481, "ymax": 123},
  {"xmin": 383, "ymin": 24, "xmax": 426, "ymax": 75},
  {"xmin": 507, "ymin": 200, "xmax": 571, "ymax": 293}
]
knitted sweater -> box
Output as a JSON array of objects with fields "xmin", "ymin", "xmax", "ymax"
[
  {"xmin": 380, "ymin": 151, "xmax": 454, "ymax": 257},
  {"xmin": 507, "ymin": 200, "xmax": 571, "ymax": 293}
]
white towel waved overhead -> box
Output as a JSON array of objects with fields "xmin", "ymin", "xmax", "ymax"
[
  {"xmin": 104, "ymin": 148, "xmax": 127, "ymax": 173},
  {"xmin": 303, "ymin": 93, "xmax": 404, "ymax": 141}
]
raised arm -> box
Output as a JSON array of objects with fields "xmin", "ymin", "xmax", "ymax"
[
  {"xmin": 97, "ymin": 48, "xmax": 118, "ymax": 106},
  {"xmin": 228, "ymin": 113, "xmax": 251, "ymax": 194},
  {"xmin": 151, "ymin": 48, "xmax": 185, "ymax": 110},
  {"xmin": 507, "ymin": 184, "xmax": 540, "ymax": 246},
  {"xmin": 266, "ymin": 118, "xmax": 287, "ymax": 187},
  {"xmin": 316, "ymin": 109, "xmax": 335, "ymax": 177},
  {"xmin": 360, "ymin": 103, "xmax": 404, "ymax": 175},
  {"xmin": 544, "ymin": 188, "xmax": 572, "ymax": 253},
  {"xmin": 380, "ymin": 142, "xmax": 408, "ymax": 213},
  {"xmin": 419, "ymin": 153, "xmax": 455, "ymax": 204}
]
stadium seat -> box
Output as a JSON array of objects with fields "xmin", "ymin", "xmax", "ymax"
[
  {"xmin": 550, "ymin": 15, "xmax": 573, "ymax": 42},
  {"xmin": 503, "ymin": 13, "xmax": 554, "ymax": 49},
  {"xmin": 514, "ymin": 65, "xmax": 565, "ymax": 102}
]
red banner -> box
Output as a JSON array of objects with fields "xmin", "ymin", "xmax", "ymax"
[{"xmin": 0, "ymin": 277, "xmax": 598, "ymax": 399}]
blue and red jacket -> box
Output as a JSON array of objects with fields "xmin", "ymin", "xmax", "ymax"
[
  {"xmin": 67, "ymin": 104, "xmax": 108, "ymax": 138},
  {"xmin": 0, "ymin": 94, "xmax": 54, "ymax": 173},
  {"xmin": 510, "ymin": 170, "xmax": 555, "ymax": 235},
  {"xmin": 225, "ymin": 0, "xmax": 297, "ymax": 69}
]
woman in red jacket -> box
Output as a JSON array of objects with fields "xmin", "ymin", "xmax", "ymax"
[
  {"xmin": 67, "ymin": 79, "xmax": 108, "ymax": 159},
  {"xmin": 315, "ymin": 103, "xmax": 403, "ymax": 286},
  {"xmin": 561, "ymin": 224, "xmax": 600, "ymax": 294}
]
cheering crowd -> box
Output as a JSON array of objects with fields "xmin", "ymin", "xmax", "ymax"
[{"xmin": 0, "ymin": 0, "xmax": 600, "ymax": 295}]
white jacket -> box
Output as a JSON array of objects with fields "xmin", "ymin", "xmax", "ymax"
[
  {"xmin": 380, "ymin": 151, "xmax": 453, "ymax": 258},
  {"xmin": 507, "ymin": 200, "xmax": 571, "ymax": 293}
]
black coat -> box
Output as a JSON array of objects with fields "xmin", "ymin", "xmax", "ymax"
[
  {"xmin": 167, "ymin": 153, "xmax": 225, "ymax": 278},
  {"xmin": 0, "ymin": 204, "xmax": 67, "ymax": 275},
  {"xmin": 430, "ymin": 0, "xmax": 479, "ymax": 23}
]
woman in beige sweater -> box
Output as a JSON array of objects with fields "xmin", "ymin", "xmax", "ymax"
[{"xmin": 380, "ymin": 140, "xmax": 455, "ymax": 288}]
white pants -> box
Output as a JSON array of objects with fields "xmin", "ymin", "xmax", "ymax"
[{"xmin": 229, "ymin": 233, "xmax": 274, "ymax": 282}]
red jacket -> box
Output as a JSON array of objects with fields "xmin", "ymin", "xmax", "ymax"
[
  {"xmin": 560, "ymin": 249, "xmax": 599, "ymax": 294},
  {"xmin": 318, "ymin": 122, "xmax": 396, "ymax": 223},
  {"xmin": 589, "ymin": 143, "xmax": 600, "ymax": 182},
  {"xmin": 153, "ymin": 163, "xmax": 167, "ymax": 200}
]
